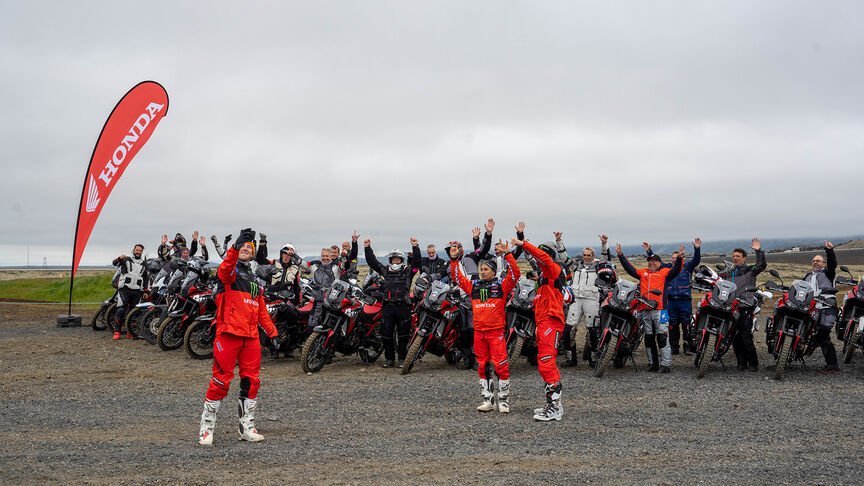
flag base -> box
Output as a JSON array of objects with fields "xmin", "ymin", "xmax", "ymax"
[{"xmin": 56, "ymin": 314, "xmax": 82, "ymax": 327}]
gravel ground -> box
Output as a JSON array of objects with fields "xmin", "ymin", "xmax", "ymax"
[{"xmin": 1, "ymin": 304, "xmax": 863, "ymax": 485}]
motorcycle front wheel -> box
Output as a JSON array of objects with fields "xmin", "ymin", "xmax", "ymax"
[
  {"xmin": 124, "ymin": 307, "xmax": 143, "ymax": 338},
  {"xmin": 774, "ymin": 338, "xmax": 792, "ymax": 381},
  {"xmin": 594, "ymin": 336, "xmax": 618, "ymax": 378},
  {"xmin": 508, "ymin": 336, "xmax": 525, "ymax": 362},
  {"xmin": 696, "ymin": 333, "xmax": 716, "ymax": 379},
  {"xmin": 91, "ymin": 305, "xmax": 107, "ymax": 331},
  {"xmin": 842, "ymin": 327, "xmax": 856, "ymax": 364},
  {"xmin": 301, "ymin": 331, "xmax": 329, "ymax": 373},
  {"xmin": 184, "ymin": 320, "xmax": 215, "ymax": 360},
  {"xmin": 400, "ymin": 334, "xmax": 426, "ymax": 375},
  {"xmin": 139, "ymin": 308, "xmax": 162, "ymax": 345},
  {"xmin": 156, "ymin": 317, "xmax": 184, "ymax": 351}
]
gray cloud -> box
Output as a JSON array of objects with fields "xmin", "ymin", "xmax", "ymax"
[{"xmin": 2, "ymin": 1, "xmax": 863, "ymax": 265}]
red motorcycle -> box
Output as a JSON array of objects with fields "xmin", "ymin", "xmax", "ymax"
[
  {"xmin": 764, "ymin": 270, "xmax": 838, "ymax": 380},
  {"xmin": 259, "ymin": 288, "xmax": 312, "ymax": 360},
  {"xmin": 401, "ymin": 279, "xmax": 464, "ymax": 374},
  {"xmin": 690, "ymin": 266, "xmax": 757, "ymax": 378},
  {"xmin": 836, "ymin": 266, "xmax": 864, "ymax": 363},
  {"xmin": 593, "ymin": 280, "xmax": 660, "ymax": 377},
  {"xmin": 156, "ymin": 260, "xmax": 215, "ymax": 351},
  {"xmin": 300, "ymin": 280, "xmax": 384, "ymax": 373}
]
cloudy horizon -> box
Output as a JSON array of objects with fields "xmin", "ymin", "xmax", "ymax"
[{"xmin": 2, "ymin": 1, "xmax": 862, "ymax": 266}]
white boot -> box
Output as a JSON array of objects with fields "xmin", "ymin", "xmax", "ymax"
[
  {"xmin": 497, "ymin": 379, "xmax": 510, "ymax": 413},
  {"xmin": 477, "ymin": 378, "xmax": 495, "ymax": 412},
  {"xmin": 198, "ymin": 399, "xmax": 221, "ymax": 446},
  {"xmin": 238, "ymin": 398, "xmax": 264, "ymax": 442},
  {"xmin": 533, "ymin": 382, "xmax": 563, "ymax": 422}
]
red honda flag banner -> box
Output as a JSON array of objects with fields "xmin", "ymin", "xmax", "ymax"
[{"xmin": 71, "ymin": 81, "xmax": 169, "ymax": 277}]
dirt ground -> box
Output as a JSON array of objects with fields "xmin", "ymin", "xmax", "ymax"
[{"xmin": 1, "ymin": 304, "xmax": 863, "ymax": 485}]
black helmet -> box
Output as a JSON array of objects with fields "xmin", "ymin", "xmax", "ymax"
[
  {"xmin": 174, "ymin": 233, "xmax": 186, "ymax": 246},
  {"xmin": 537, "ymin": 241, "xmax": 557, "ymax": 260},
  {"xmin": 144, "ymin": 258, "xmax": 162, "ymax": 274},
  {"xmin": 596, "ymin": 262, "xmax": 618, "ymax": 286}
]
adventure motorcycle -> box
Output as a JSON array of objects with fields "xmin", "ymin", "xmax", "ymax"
[
  {"xmin": 401, "ymin": 279, "xmax": 464, "ymax": 374},
  {"xmin": 836, "ymin": 266, "xmax": 864, "ymax": 363},
  {"xmin": 593, "ymin": 280, "xmax": 661, "ymax": 377},
  {"xmin": 505, "ymin": 277, "xmax": 538, "ymax": 364}
]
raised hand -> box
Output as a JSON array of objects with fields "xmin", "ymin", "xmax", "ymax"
[
  {"xmin": 553, "ymin": 232, "xmax": 563, "ymax": 240},
  {"xmin": 192, "ymin": 231, "xmax": 199, "ymax": 240},
  {"xmin": 515, "ymin": 221, "xmax": 526, "ymax": 233},
  {"xmin": 750, "ymin": 237, "xmax": 761, "ymax": 251},
  {"xmin": 497, "ymin": 239, "xmax": 511, "ymax": 253},
  {"xmin": 363, "ymin": 238, "xmax": 371, "ymax": 248},
  {"xmin": 599, "ymin": 234, "xmax": 608, "ymax": 245},
  {"xmin": 510, "ymin": 237, "xmax": 525, "ymax": 247},
  {"xmin": 485, "ymin": 218, "xmax": 495, "ymax": 234},
  {"xmin": 352, "ymin": 231, "xmax": 360, "ymax": 242},
  {"xmin": 199, "ymin": 236, "xmax": 206, "ymax": 247},
  {"xmin": 694, "ymin": 237, "xmax": 701, "ymax": 249},
  {"xmin": 825, "ymin": 240, "xmax": 834, "ymax": 250},
  {"xmin": 678, "ymin": 244, "xmax": 685, "ymax": 255},
  {"xmin": 161, "ymin": 234, "xmax": 168, "ymax": 245},
  {"xmin": 642, "ymin": 242, "xmax": 651, "ymax": 252},
  {"xmin": 410, "ymin": 237, "xmax": 419, "ymax": 247},
  {"xmin": 615, "ymin": 243, "xmax": 623, "ymax": 255},
  {"xmin": 472, "ymin": 227, "xmax": 481, "ymax": 238},
  {"xmin": 119, "ymin": 254, "xmax": 127, "ymax": 261}
]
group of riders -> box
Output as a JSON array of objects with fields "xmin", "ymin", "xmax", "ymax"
[{"xmin": 105, "ymin": 220, "xmax": 849, "ymax": 445}]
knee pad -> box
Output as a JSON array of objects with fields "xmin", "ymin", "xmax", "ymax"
[
  {"xmin": 240, "ymin": 377, "xmax": 260, "ymax": 399},
  {"xmin": 644, "ymin": 334, "xmax": 656, "ymax": 347},
  {"xmin": 657, "ymin": 334, "xmax": 668, "ymax": 348}
]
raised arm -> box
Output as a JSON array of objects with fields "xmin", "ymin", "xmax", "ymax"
[
  {"xmin": 520, "ymin": 241, "xmax": 560, "ymax": 281},
  {"xmin": 501, "ymin": 250, "xmax": 520, "ymax": 295},
  {"xmin": 615, "ymin": 243, "xmax": 640, "ymax": 279},
  {"xmin": 825, "ymin": 241, "xmax": 837, "ymax": 281},
  {"xmin": 363, "ymin": 240, "xmax": 385, "ymax": 275}
]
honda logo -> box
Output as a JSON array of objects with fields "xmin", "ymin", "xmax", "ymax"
[{"xmin": 85, "ymin": 174, "xmax": 100, "ymax": 213}]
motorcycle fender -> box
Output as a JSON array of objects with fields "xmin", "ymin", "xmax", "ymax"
[
  {"xmin": 417, "ymin": 327, "xmax": 431, "ymax": 337},
  {"xmin": 514, "ymin": 328, "xmax": 527, "ymax": 338},
  {"xmin": 195, "ymin": 314, "xmax": 216, "ymax": 321},
  {"xmin": 168, "ymin": 309, "xmax": 185, "ymax": 318},
  {"xmin": 135, "ymin": 302, "xmax": 154, "ymax": 309}
]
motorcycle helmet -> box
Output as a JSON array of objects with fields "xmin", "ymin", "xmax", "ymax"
[
  {"xmin": 388, "ymin": 250, "xmax": 407, "ymax": 271},
  {"xmin": 174, "ymin": 233, "xmax": 186, "ymax": 246},
  {"xmin": 280, "ymin": 243, "xmax": 295, "ymax": 259},
  {"xmin": 596, "ymin": 262, "xmax": 618, "ymax": 287},
  {"xmin": 537, "ymin": 241, "xmax": 558, "ymax": 260},
  {"xmin": 144, "ymin": 258, "xmax": 162, "ymax": 274},
  {"xmin": 445, "ymin": 240, "xmax": 464, "ymax": 260}
]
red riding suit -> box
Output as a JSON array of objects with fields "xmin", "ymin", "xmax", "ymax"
[
  {"xmin": 205, "ymin": 246, "xmax": 277, "ymax": 402},
  {"xmin": 523, "ymin": 242, "xmax": 566, "ymax": 383},
  {"xmin": 451, "ymin": 253, "xmax": 520, "ymax": 379}
]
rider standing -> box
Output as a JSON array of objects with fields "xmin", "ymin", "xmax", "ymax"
[
  {"xmin": 111, "ymin": 244, "xmax": 149, "ymax": 340},
  {"xmin": 803, "ymin": 241, "xmax": 839, "ymax": 373},
  {"xmin": 718, "ymin": 238, "xmax": 766, "ymax": 372}
]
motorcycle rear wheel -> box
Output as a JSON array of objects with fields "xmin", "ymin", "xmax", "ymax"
[
  {"xmin": 400, "ymin": 334, "xmax": 425, "ymax": 375},
  {"xmin": 358, "ymin": 337, "xmax": 384, "ymax": 364},
  {"xmin": 594, "ymin": 336, "xmax": 617, "ymax": 378},
  {"xmin": 301, "ymin": 332, "xmax": 329, "ymax": 373},
  {"xmin": 184, "ymin": 320, "xmax": 214, "ymax": 360},
  {"xmin": 139, "ymin": 308, "xmax": 161, "ymax": 345},
  {"xmin": 774, "ymin": 338, "xmax": 792, "ymax": 381},
  {"xmin": 156, "ymin": 317, "xmax": 183, "ymax": 351},
  {"xmin": 91, "ymin": 306, "xmax": 107, "ymax": 331},
  {"xmin": 508, "ymin": 336, "xmax": 524, "ymax": 362},
  {"xmin": 104, "ymin": 303, "xmax": 118, "ymax": 333},
  {"xmin": 696, "ymin": 333, "xmax": 716, "ymax": 379}
]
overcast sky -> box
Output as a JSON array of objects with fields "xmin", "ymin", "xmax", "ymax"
[{"xmin": 1, "ymin": 1, "xmax": 862, "ymax": 265}]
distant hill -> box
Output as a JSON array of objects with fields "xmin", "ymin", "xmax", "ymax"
[
  {"xmin": 838, "ymin": 240, "xmax": 864, "ymax": 249},
  {"xmin": 619, "ymin": 235, "xmax": 864, "ymax": 256}
]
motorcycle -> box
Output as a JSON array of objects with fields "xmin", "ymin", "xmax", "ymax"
[
  {"xmin": 690, "ymin": 265, "xmax": 757, "ymax": 378},
  {"xmin": 505, "ymin": 277, "xmax": 538, "ymax": 365},
  {"xmin": 764, "ymin": 269, "xmax": 838, "ymax": 380},
  {"xmin": 259, "ymin": 287, "xmax": 312, "ymax": 360},
  {"xmin": 156, "ymin": 259, "xmax": 216, "ymax": 351},
  {"xmin": 593, "ymin": 281, "xmax": 661, "ymax": 377},
  {"xmin": 835, "ymin": 266, "xmax": 864, "ymax": 363},
  {"xmin": 300, "ymin": 280, "xmax": 384, "ymax": 373},
  {"xmin": 90, "ymin": 289, "xmax": 119, "ymax": 331},
  {"xmin": 401, "ymin": 279, "xmax": 464, "ymax": 374}
]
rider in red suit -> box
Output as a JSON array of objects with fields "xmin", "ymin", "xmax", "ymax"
[
  {"xmin": 199, "ymin": 228, "xmax": 279, "ymax": 446},
  {"xmin": 513, "ymin": 238, "xmax": 567, "ymax": 422},
  {"xmin": 450, "ymin": 240, "xmax": 520, "ymax": 413}
]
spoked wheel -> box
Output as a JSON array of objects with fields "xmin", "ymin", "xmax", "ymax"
[
  {"xmin": 843, "ymin": 322, "xmax": 857, "ymax": 364},
  {"xmin": 774, "ymin": 339, "xmax": 792, "ymax": 381},
  {"xmin": 124, "ymin": 307, "xmax": 144, "ymax": 339},
  {"xmin": 696, "ymin": 333, "xmax": 716, "ymax": 379},
  {"xmin": 103, "ymin": 303, "xmax": 118, "ymax": 333},
  {"xmin": 400, "ymin": 334, "xmax": 426, "ymax": 375},
  {"xmin": 156, "ymin": 317, "xmax": 184, "ymax": 351},
  {"xmin": 139, "ymin": 308, "xmax": 162, "ymax": 345},
  {"xmin": 301, "ymin": 332, "xmax": 329, "ymax": 373},
  {"xmin": 594, "ymin": 336, "xmax": 617, "ymax": 378},
  {"xmin": 508, "ymin": 336, "xmax": 524, "ymax": 362},
  {"xmin": 91, "ymin": 306, "xmax": 107, "ymax": 331},
  {"xmin": 184, "ymin": 320, "xmax": 215, "ymax": 359}
]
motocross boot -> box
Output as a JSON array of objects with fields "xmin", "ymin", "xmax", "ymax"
[
  {"xmin": 237, "ymin": 398, "xmax": 264, "ymax": 442},
  {"xmin": 497, "ymin": 379, "xmax": 510, "ymax": 413},
  {"xmin": 533, "ymin": 381, "xmax": 563, "ymax": 422},
  {"xmin": 477, "ymin": 378, "xmax": 495, "ymax": 412},
  {"xmin": 561, "ymin": 349, "xmax": 578, "ymax": 368},
  {"xmin": 198, "ymin": 399, "xmax": 221, "ymax": 446}
]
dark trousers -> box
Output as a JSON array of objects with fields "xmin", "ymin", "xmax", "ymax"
[
  {"xmin": 458, "ymin": 306, "xmax": 475, "ymax": 359},
  {"xmin": 115, "ymin": 288, "xmax": 142, "ymax": 332},
  {"xmin": 667, "ymin": 298, "xmax": 692, "ymax": 352},
  {"xmin": 733, "ymin": 308, "xmax": 758, "ymax": 368},
  {"xmin": 814, "ymin": 326, "xmax": 838, "ymax": 366},
  {"xmin": 381, "ymin": 303, "xmax": 411, "ymax": 361}
]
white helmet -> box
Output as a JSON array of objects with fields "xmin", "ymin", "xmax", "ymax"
[{"xmin": 387, "ymin": 250, "xmax": 406, "ymax": 271}]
